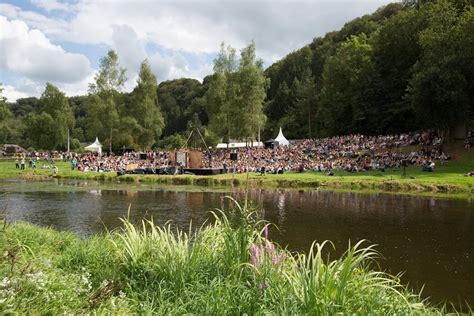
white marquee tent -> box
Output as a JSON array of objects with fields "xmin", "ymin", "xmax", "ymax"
[
  {"xmin": 275, "ymin": 127, "xmax": 289, "ymax": 146},
  {"xmin": 84, "ymin": 137, "xmax": 102, "ymax": 155}
]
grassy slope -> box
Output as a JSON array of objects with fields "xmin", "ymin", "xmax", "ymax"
[
  {"xmin": 1, "ymin": 149, "xmax": 473, "ymax": 195},
  {"xmin": 0, "ymin": 206, "xmax": 443, "ymax": 314}
]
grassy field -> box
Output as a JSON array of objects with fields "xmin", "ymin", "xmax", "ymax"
[
  {"xmin": 1, "ymin": 150, "xmax": 473, "ymax": 195},
  {"xmin": 0, "ymin": 201, "xmax": 447, "ymax": 314}
]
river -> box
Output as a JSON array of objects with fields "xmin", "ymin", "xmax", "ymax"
[{"xmin": 1, "ymin": 178, "xmax": 473, "ymax": 306}]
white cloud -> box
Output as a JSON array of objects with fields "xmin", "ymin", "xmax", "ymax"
[
  {"xmin": 30, "ymin": 0, "xmax": 70, "ymax": 12},
  {"xmin": 0, "ymin": 3, "xmax": 67, "ymax": 37},
  {"xmin": 57, "ymin": 0, "xmax": 393, "ymax": 62},
  {"xmin": 0, "ymin": 16, "xmax": 92, "ymax": 83},
  {"xmin": 149, "ymin": 51, "xmax": 213, "ymax": 82},
  {"xmin": 1, "ymin": 0, "xmax": 394, "ymax": 100},
  {"xmin": 2, "ymin": 84, "xmax": 31, "ymax": 102}
]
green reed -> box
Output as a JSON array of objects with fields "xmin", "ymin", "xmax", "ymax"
[{"xmin": 0, "ymin": 199, "xmax": 452, "ymax": 314}]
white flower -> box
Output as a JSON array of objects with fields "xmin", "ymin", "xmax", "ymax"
[{"xmin": 0, "ymin": 277, "xmax": 10, "ymax": 287}]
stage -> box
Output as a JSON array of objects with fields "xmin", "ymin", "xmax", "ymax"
[
  {"xmin": 184, "ymin": 168, "xmax": 231, "ymax": 175},
  {"xmin": 124, "ymin": 167, "xmax": 232, "ymax": 176}
]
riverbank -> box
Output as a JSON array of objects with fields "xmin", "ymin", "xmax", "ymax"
[
  {"xmin": 1, "ymin": 153, "xmax": 473, "ymax": 196},
  {"xmin": 0, "ymin": 202, "xmax": 444, "ymax": 314}
]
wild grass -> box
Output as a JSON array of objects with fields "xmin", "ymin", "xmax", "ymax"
[{"xmin": 0, "ymin": 198, "xmax": 449, "ymax": 314}]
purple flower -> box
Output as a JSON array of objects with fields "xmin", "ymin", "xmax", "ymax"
[
  {"xmin": 266, "ymin": 242, "xmax": 275, "ymax": 255},
  {"xmin": 264, "ymin": 226, "xmax": 269, "ymax": 239},
  {"xmin": 272, "ymin": 254, "xmax": 279, "ymax": 265}
]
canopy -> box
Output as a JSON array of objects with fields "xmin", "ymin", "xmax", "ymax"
[
  {"xmin": 216, "ymin": 141, "xmax": 263, "ymax": 149},
  {"xmin": 275, "ymin": 127, "xmax": 289, "ymax": 146},
  {"xmin": 84, "ymin": 137, "xmax": 102, "ymax": 155}
]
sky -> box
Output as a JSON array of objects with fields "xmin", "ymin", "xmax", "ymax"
[{"xmin": 0, "ymin": 0, "xmax": 393, "ymax": 102}]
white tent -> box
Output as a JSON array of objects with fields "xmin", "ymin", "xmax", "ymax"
[
  {"xmin": 216, "ymin": 141, "xmax": 263, "ymax": 149},
  {"xmin": 84, "ymin": 137, "xmax": 102, "ymax": 155},
  {"xmin": 275, "ymin": 127, "xmax": 289, "ymax": 146}
]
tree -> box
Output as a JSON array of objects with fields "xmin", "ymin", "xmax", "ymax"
[
  {"xmin": 89, "ymin": 50, "xmax": 126, "ymax": 97},
  {"xmin": 236, "ymin": 41, "xmax": 268, "ymax": 141},
  {"xmin": 408, "ymin": 1, "xmax": 474, "ymax": 134},
  {"xmin": 317, "ymin": 34, "xmax": 376, "ymax": 136},
  {"xmin": 23, "ymin": 112, "xmax": 57, "ymax": 149},
  {"xmin": 85, "ymin": 50, "xmax": 126, "ymax": 153},
  {"xmin": 0, "ymin": 84, "xmax": 13, "ymax": 144},
  {"xmin": 371, "ymin": 8, "xmax": 428, "ymax": 133},
  {"xmin": 23, "ymin": 83, "xmax": 74, "ymax": 150},
  {"xmin": 207, "ymin": 42, "xmax": 268, "ymax": 143},
  {"xmin": 278, "ymin": 69, "xmax": 317, "ymax": 139},
  {"xmin": 128, "ymin": 60, "xmax": 164, "ymax": 149},
  {"xmin": 157, "ymin": 78, "xmax": 207, "ymax": 137},
  {"xmin": 206, "ymin": 43, "xmax": 240, "ymax": 143}
]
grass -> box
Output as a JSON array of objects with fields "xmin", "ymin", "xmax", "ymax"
[
  {"xmin": 1, "ymin": 148, "xmax": 473, "ymax": 196},
  {"xmin": 0, "ymin": 199, "xmax": 447, "ymax": 314}
]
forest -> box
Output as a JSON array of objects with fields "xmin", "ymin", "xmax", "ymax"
[{"xmin": 0, "ymin": 0, "xmax": 472, "ymax": 152}]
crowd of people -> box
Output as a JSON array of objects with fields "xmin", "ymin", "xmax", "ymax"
[
  {"xmin": 14, "ymin": 131, "xmax": 467, "ymax": 175},
  {"xmin": 206, "ymin": 131, "xmax": 448, "ymax": 174}
]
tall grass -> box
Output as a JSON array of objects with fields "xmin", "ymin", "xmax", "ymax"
[{"xmin": 0, "ymin": 199, "xmax": 447, "ymax": 314}]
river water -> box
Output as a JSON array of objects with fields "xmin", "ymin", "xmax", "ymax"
[{"xmin": 1, "ymin": 178, "xmax": 473, "ymax": 306}]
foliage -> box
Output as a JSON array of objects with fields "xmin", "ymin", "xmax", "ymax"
[
  {"xmin": 158, "ymin": 78, "xmax": 209, "ymax": 138},
  {"xmin": 4, "ymin": 1, "xmax": 474, "ymax": 146},
  {"xmin": 0, "ymin": 200, "xmax": 443, "ymax": 314},
  {"xmin": 127, "ymin": 60, "xmax": 165, "ymax": 149},
  {"xmin": 207, "ymin": 43, "xmax": 240, "ymax": 143},
  {"xmin": 264, "ymin": 0, "xmax": 473, "ymax": 138},
  {"xmin": 85, "ymin": 50, "xmax": 126, "ymax": 153},
  {"xmin": 235, "ymin": 41, "xmax": 268, "ymax": 140},
  {"xmin": 408, "ymin": 1, "xmax": 474, "ymax": 132},
  {"xmin": 23, "ymin": 83, "xmax": 74, "ymax": 150},
  {"xmin": 317, "ymin": 34, "xmax": 376, "ymax": 136},
  {"xmin": 206, "ymin": 42, "xmax": 267, "ymax": 142},
  {"xmin": 155, "ymin": 133, "xmax": 186, "ymax": 150}
]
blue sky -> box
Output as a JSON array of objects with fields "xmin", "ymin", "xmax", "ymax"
[{"xmin": 0, "ymin": 0, "xmax": 393, "ymax": 101}]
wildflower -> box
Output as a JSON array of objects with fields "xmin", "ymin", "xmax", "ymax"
[
  {"xmin": 263, "ymin": 226, "xmax": 269, "ymax": 239},
  {"xmin": 1, "ymin": 277, "xmax": 10, "ymax": 287},
  {"xmin": 266, "ymin": 242, "xmax": 275, "ymax": 255},
  {"xmin": 273, "ymin": 254, "xmax": 279, "ymax": 265}
]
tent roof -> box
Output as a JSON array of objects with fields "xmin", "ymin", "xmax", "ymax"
[
  {"xmin": 84, "ymin": 137, "xmax": 102, "ymax": 150},
  {"xmin": 216, "ymin": 142, "xmax": 263, "ymax": 149},
  {"xmin": 274, "ymin": 127, "xmax": 289, "ymax": 146}
]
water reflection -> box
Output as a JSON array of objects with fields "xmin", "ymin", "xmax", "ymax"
[{"xmin": 1, "ymin": 179, "xmax": 473, "ymax": 306}]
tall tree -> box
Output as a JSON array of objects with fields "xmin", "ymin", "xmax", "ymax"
[
  {"xmin": 317, "ymin": 34, "xmax": 375, "ymax": 136},
  {"xmin": 279, "ymin": 68, "xmax": 316, "ymax": 139},
  {"xmin": 85, "ymin": 50, "xmax": 126, "ymax": 153},
  {"xmin": 0, "ymin": 84, "xmax": 12, "ymax": 144},
  {"xmin": 206, "ymin": 43, "xmax": 239, "ymax": 143},
  {"xmin": 408, "ymin": 1, "xmax": 474, "ymax": 134},
  {"xmin": 128, "ymin": 60, "xmax": 164, "ymax": 149},
  {"xmin": 236, "ymin": 41, "xmax": 268, "ymax": 141},
  {"xmin": 24, "ymin": 83, "xmax": 74, "ymax": 149},
  {"xmin": 371, "ymin": 8, "xmax": 428, "ymax": 133}
]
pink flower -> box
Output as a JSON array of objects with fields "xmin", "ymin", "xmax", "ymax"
[
  {"xmin": 266, "ymin": 242, "xmax": 275, "ymax": 255},
  {"xmin": 264, "ymin": 226, "xmax": 269, "ymax": 239},
  {"xmin": 272, "ymin": 254, "xmax": 279, "ymax": 265}
]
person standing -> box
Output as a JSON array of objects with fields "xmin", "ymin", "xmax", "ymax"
[
  {"xmin": 20, "ymin": 157, "xmax": 26, "ymax": 170},
  {"xmin": 15, "ymin": 157, "xmax": 19, "ymax": 169}
]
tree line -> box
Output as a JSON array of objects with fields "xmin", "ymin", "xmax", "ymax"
[
  {"xmin": 1, "ymin": 0, "xmax": 472, "ymax": 152},
  {"xmin": 264, "ymin": 0, "xmax": 473, "ymax": 139}
]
